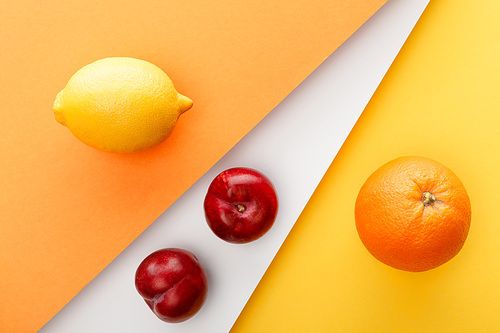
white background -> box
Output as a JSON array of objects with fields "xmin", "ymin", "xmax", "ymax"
[{"xmin": 40, "ymin": 1, "xmax": 430, "ymax": 332}]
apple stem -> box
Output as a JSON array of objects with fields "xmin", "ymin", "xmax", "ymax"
[
  {"xmin": 237, "ymin": 204, "xmax": 246, "ymax": 212},
  {"xmin": 421, "ymin": 191, "xmax": 436, "ymax": 206}
]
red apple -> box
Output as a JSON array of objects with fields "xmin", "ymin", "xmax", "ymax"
[
  {"xmin": 135, "ymin": 248, "xmax": 208, "ymax": 323},
  {"xmin": 204, "ymin": 167, "xmax": 278, "ymax": 244}
]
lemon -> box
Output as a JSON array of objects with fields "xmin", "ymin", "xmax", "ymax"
[{"xmin": 53, "ymin": 57, "xmax": 193, "ymax": 153}]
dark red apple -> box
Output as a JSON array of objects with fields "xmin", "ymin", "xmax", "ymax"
[
  {"xmin": 204, "ymin": 167, "xmax": 278, "ymax": 244},
  {"xmin": 135, "ymin": 248, "xmax": 208, "ymax": 323}
]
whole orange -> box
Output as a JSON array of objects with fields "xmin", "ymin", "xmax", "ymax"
[{"xmin": 355, "ymin": 156, "xmax": 471, "ymax": 272}]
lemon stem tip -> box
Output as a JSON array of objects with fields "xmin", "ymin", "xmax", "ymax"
[{"xmin": 177, "ymin": 94, "xmax": 193, "ymax": 115}]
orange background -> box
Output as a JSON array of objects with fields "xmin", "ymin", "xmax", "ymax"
[{"xmin": 0, "ymin": 0, "xmax": 386, "ymax": 331}]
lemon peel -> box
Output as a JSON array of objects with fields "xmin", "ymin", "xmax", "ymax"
[{"xmin": 53, "ymin": 57, "xmax": 193, "ymax": 153}]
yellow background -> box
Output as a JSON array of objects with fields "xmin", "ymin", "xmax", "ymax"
[{"xmin": 232, "ymin": 0, "xmax": 500, "ymax": 332}]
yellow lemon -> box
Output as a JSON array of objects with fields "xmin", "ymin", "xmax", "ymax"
[{"xmin": 53, "ymin": 57, "xmax": 193, "ymax": 153}]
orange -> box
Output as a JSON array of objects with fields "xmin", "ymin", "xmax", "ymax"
[{"xmin": 355, "ymin": 156, "xmax": 471, "ymax": 272}]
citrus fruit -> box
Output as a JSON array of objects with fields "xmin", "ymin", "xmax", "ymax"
[
  {"xmin": 355, "ymin": 156, "xmax": 471, "ymax": 272},
  {"xmin": 53, "ymin": 57, "xmax": 193, "ymax": 153}
]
